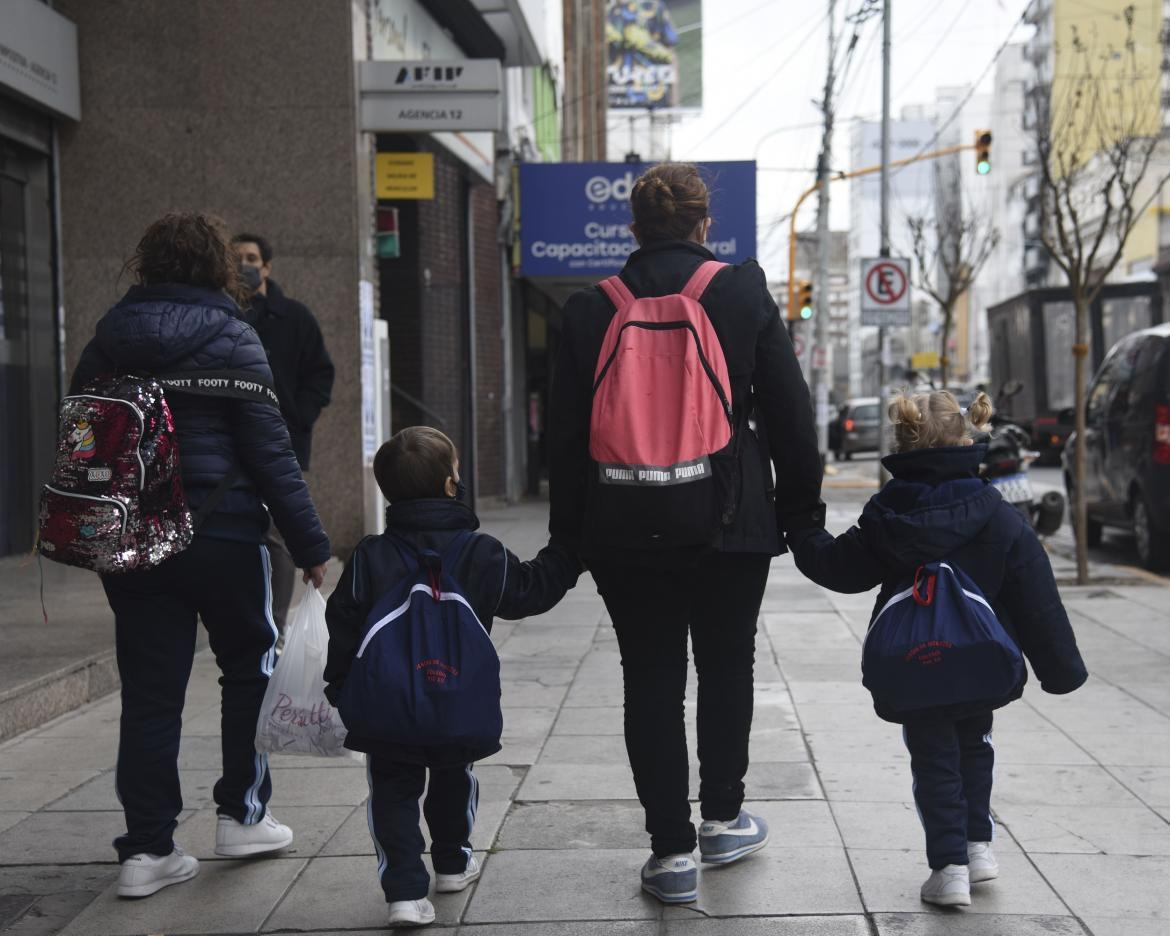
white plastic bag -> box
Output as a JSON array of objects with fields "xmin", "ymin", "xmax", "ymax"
[{"xmin": 255, "ymin": 584, "xmax": 351, "ymax": 757}]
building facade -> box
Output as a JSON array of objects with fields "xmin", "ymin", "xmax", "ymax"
[{"xmin": 0, "ymin": 0, "xmax": 566, "ymax": 559}]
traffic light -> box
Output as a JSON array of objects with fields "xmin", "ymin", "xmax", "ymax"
[
  {"xmin": 975, "ymin": 129, "xmax": 992, "ymax": 175},
  {"xmin": 797, "ymin": 280, "xmax": 814, "ymax": 320}
]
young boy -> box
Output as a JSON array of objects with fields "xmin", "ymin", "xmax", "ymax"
[{"xmin": 324, "ymin": 427, "xmax": 581, "ymax": 928}]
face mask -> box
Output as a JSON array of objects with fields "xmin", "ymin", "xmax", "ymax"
[
  {"xmin": 238, "ymin": 264, "xmax": 262, "ymax": 293},
  {"xmin": 455, "ymin": 479, "xmax": 468, "ymax": 502}
]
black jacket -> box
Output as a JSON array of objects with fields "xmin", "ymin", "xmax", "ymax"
[
  {"xmin": 243, "ymin": 279, "xmax": 334, "ymax": 470},
  {"xmin": 323, "ymin": 497, "xmax": 581, "ymax": 765},
  {"xmin": 789, "ymin": 445, "xmax": 1088, "ymax": 723},
  {"xmin": 548, "ymin": 240, "xmax": 824, "ymax": 565},
  {"xmin": 70, "ymin": 283, "xmax": 331, "ymax": 569}
]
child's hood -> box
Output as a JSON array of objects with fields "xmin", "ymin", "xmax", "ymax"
[{"xmin": 858, "ymin": 444, "xmax": 1004, "ymax": 571}]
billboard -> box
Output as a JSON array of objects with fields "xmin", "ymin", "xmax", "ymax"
[
  {"xmin": 519, "ymin": 161, "xmax": 755, "ymax": 278},
  {"xmin": 606, "ymin": 0, "xmax": 702, "ymax": 111}
]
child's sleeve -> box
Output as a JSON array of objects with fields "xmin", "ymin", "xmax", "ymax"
[
  {"xmin": 494, "ymin": 539, "xmax": 583, "ymax": 621},
  {"xmin": 999, "ymin": 525, "xmax": 1088, "ymax": 694},
  {"xmin": 786, "ymin": 526, "xmax": 885, "ymax": 594},
  {"xmin": 323, "ymin": 543, "xmax": 369, "ymax": 705}
]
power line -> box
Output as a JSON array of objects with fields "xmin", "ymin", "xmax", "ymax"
[
  {"xmin": 689, "ymin": 9, "xmax": 833, "ymax": 151},
  {"xmin": 893, "ymin": 0, "xmax": 1037, "ymax": 176}
]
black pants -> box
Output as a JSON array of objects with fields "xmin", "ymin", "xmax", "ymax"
[
  {"xmin": 903, "ymin": 712, "xmax": 995, "ymax": 869},
  {"xmin": 365, "ymin": 755, "xmax": 478, "ymax": 902},
  {"xmin": 101, "ymin": 536, "xmax": 279, "ymax": 862},
  {"xmin": 591, "ymin": 552, "xmax": 771, "ymax": 858}
]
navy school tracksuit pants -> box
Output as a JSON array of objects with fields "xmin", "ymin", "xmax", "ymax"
[
  {"xmin": 365, "ymin": 756, "xmax": 478, "ymax": 902},
  {"xmin": 902, "ymin": 712, "xmax": 995, "ymax": 869},
  {"xmin": 100, "ymin": 536, "xmax": 278, "ymax": 863}
]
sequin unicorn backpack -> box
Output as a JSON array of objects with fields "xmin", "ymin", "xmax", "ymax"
[{"xmin": 38, "ymin": 371, "xmax": 279, "ymax": 574}]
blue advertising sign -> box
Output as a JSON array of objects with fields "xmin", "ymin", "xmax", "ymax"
[{"xmin": 518, "ymin": 161, "xmax": 756, "ymax": 278}]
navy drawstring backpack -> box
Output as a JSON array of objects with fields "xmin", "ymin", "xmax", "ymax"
[
  {"xmin": 862, "ymin": 561, "xmax": 1025, "ymax": 714},
  {"xmin": 337, "ymin": 530, "xmax": 503, "ymax": 758}
]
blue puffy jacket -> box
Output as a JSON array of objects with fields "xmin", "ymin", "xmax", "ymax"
[
  {"xmin": 788, "ymin": 444, "xmax": 1087, "ymax": 722},
  {"xmin": 70, "ymin": 283, "xmax": 330, "ymax": 568}
]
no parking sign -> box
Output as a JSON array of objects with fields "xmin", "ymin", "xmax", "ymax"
[{"xmin": 860, "ymin": 258, "xmax": 911, "ymax": 327}]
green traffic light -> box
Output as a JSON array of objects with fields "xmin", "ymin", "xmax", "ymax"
[
  {"xmin": 800, "ymin": 306, "xmax": 813, "ymax": 320},
  {"xmin": 977, "ymin": 160, "xmax": 991, "ymax": 175}
]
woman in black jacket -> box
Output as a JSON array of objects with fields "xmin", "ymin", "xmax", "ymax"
[
  {"xmin": 70, "ymin": 213, "xmax": 331, "ymax": 898},
  {"xmin": 547, "ymin": 164, "xmax": 823, "ymax": 903}
]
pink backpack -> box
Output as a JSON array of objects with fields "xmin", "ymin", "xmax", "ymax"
[
  {"xmin": 38, "ymin": 371, "xmax": 278, "ymax": 574},
  {"xmin": 39, "ymin": 375, "xmax": 192, "ymax": 573},
  {"xmin": 588, "ymin": 260, "xmax": 736, "ymax": 549}
]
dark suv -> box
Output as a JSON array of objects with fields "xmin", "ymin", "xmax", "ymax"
[
  {"xmin": 1064, "ymin": 324, "xmax": 1170, "ymax": 569},
  {"xmin": 833, "ymin": 397, "xmax": 881, "ymax": 460}
]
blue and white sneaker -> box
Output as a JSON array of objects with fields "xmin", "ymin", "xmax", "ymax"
[
  {"xmin": 698, "ymin": 810, "xmax": 770, "ymax": 865},
  {"xmin": 640, "ymin": 853, "xmax": 698, "ymax": 903}
]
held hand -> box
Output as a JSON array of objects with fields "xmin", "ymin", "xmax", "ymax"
[{"xmin": 302, "ymin": 563, "xmax": 327, "ymax": 588}]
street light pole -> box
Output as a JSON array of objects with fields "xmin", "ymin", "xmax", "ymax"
[
  {"xmin": 877, "ymin": 0, "xmax": 892, "ymax": 483},
  {"xmin": 813, "ymin": 0, "xmax": 837, "ymax": 462}
]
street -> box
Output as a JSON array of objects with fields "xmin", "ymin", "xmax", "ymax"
[{"xmin": 3, "ymin": 489, "xmax": 1170, "ymax": 936}]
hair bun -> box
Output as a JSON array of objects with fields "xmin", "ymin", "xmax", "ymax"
[{"xmin": 967, "ymin": 391, "xmax": 994, "ymax": 431}]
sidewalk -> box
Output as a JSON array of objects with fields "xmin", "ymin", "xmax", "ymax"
[{"xmin": 3, "ymin": 498, "xmax": 1170, "ymax": 934}]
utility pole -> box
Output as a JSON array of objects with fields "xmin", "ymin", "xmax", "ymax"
[
  {"xmin": 812, "ymin": 0, "xmax": 837, "ymax": 462},
  {"xmin": 877, "ymin": 0, "xmax": 892, "ymax": 482}
]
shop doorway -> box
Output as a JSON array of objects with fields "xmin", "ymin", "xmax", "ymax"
[{"xmin": 0, "ymin": 137, "xmax": 56, "ymax": 556}]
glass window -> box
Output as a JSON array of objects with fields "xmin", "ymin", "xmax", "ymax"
[
  {"xmin": 852, "ymin": 404, "xmax": 879, "ymax": 421},
  {"xmin": 1044, "ymin": 301, "xmax": 1095, "ymax": 411},
  {"xmin": 1102, "ymin": 295, "xmax": 1152, "ymax": 353}
]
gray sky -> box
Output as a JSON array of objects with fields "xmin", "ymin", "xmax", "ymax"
[{"xmin": 662, "ymin": 0, "xmax": 1034, "ymax": 275}]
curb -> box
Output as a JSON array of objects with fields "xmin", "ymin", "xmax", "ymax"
[
  {"xmin": 822, "ymin": 479, "xmax": 880, "ymax": 490},
  {"xmin": 0, "ymin": 651, "xmax": 120, "ymax": 743}
]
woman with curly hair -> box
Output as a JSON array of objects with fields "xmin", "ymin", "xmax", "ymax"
[{"xmin": 70, "ymin": 212, "xmax": 330, "ymax": 898}]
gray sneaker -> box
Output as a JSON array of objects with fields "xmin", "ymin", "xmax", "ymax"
[
  {"xmin": 698, "ymin": 810, "xmax": 770, "ymax": 865},
  {"xmin": 640, "ymin": 853, "xmax": 698, "ymax": 904}
]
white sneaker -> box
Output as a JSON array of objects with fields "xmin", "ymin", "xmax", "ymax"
[
  {"xmin": 435, "ymin": 855, "xmax": 481, "ymax": 893},
  {"xmin": 968, "ymin": 841, "xmax": 999, "ymax": 883},
  {"xmin": 214, "ymin": 811, "xmax": 294, "ymax": 857},
  {"xmin": 117, "ymin": 845, "xmax": 199, "ymax": 898},
  {"xmin": 387, "ymin": 897, "xmax": 436, "ymax": 928},
  {"xmin": 920, "ymin": 863, "xmax": 971, "ymax": 907}
]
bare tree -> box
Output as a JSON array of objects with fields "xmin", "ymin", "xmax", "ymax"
[
  {"xmin": 905, "ymin": 202, "xmax": 999, "ymax": 387},
  {"xmin": 1030, "ymin": 5, "xmax": 1170, "ymax": 583}
]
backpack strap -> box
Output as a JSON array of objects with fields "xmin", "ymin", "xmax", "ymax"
[
  {"xmin": 680, "ymin": 260, "xmax": 728, "ymax": 301},
  {"xmin": 155, "ymin": 370, "xmax": 280, "ymax": 408},
  {"xmin": 599, "ymin": 275, "xmax": 637, "ymax": 313}
]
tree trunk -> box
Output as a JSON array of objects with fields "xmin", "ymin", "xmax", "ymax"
[
  {"xmin": 1073, "ymin": 294, "xmax": 1090, "ymax": 585},
  {"xmin": 939, "ymin": 306, "xmax": 951, "ymax": 388}
]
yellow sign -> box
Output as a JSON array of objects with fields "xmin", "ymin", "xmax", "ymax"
[
  {"xmin": 911, "ymin": 351, "xmax": 941, "ymax": 370},
  {"xmin": 375, "ymin": 153, "xmax": 435, "ymax": 200}
]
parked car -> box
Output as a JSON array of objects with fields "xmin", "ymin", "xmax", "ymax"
[
  {"xmin": 833, "ymin": 397, "xmax": 881, "ymax": 460},
  {"xmin": 1063, "ymin": 324, "xmax": 1170, "ymax": 569}
]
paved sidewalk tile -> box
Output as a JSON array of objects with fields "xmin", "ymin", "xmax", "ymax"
[
  {"xmin": 847, "ymin": 849, "xmax": 1069, "ymax": 916},
  {"xmin": 59, "ymin": 856, "xmax": 307, "ymax": 936},
  {"xmin": 0, "ymin": 768, "xmax": 102, "ymax": 812},
  {"xmin": 463, "ymin": 848, "xmax": 660, "ymax": 923},
  {"xmin": 993, "ymin": 803, "xmax": 1170, "ymax": 855},
  {"xmin": 1110, "ymin": 765, "xmax": 1170, "ymax": 807},
  {"xmin": 263, "ymin": 853, "xmax": 480, "ymax": 931},
  {"xmin": 1029, "ymin": 853, "xmax": 1170, "ymax": 921},
  {"xmin": 662, "ymin": 846, "xmax": 862, "ymax": 917},
  {"xmin": 665, "ymin": 917, "xmax": 870, "ymax": 935},
  {"xmin": 871, "ymin": 914, "xmax": 1089, "ymax": 935},
  {"xmin": 0, "ymin": 809, "xmax": 191, "ymax": 865}
]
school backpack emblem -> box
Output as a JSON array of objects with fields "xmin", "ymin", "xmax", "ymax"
[
  {"xmin": 338, "ymin": 531, "xmax": 503, "ymax": 759},
  {"xmin": 587, "ymin": 260, "xmax": 735, "ymax": 548},
  {"xmin": 39, "ymin": 375, "xmax": 192, "ymax": 573},
  {"xmin": 862, "ymin": 561, "xmax": 1025, "ymax": 713}
]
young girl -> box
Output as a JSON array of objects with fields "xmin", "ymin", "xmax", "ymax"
[{"xmin": 789, "ymin": 390, "xmax": 1087, "ymax": 907}]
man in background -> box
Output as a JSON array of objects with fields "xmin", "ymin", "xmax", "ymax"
[{"xmin": 234, "ymin": 232, "xmax": 335, "ymax": 634}]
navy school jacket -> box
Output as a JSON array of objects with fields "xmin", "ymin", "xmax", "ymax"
[
  {"xmin": 787, "ymin": 444, "xmax": 1088, "ymax": 723},
  {"xmin": 324, "ymin": 497, "xmax": 581, "ymax": 765},
  {"xmin": 70, "ymin": 284, "xmax": 330, "ymax": 568}
]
